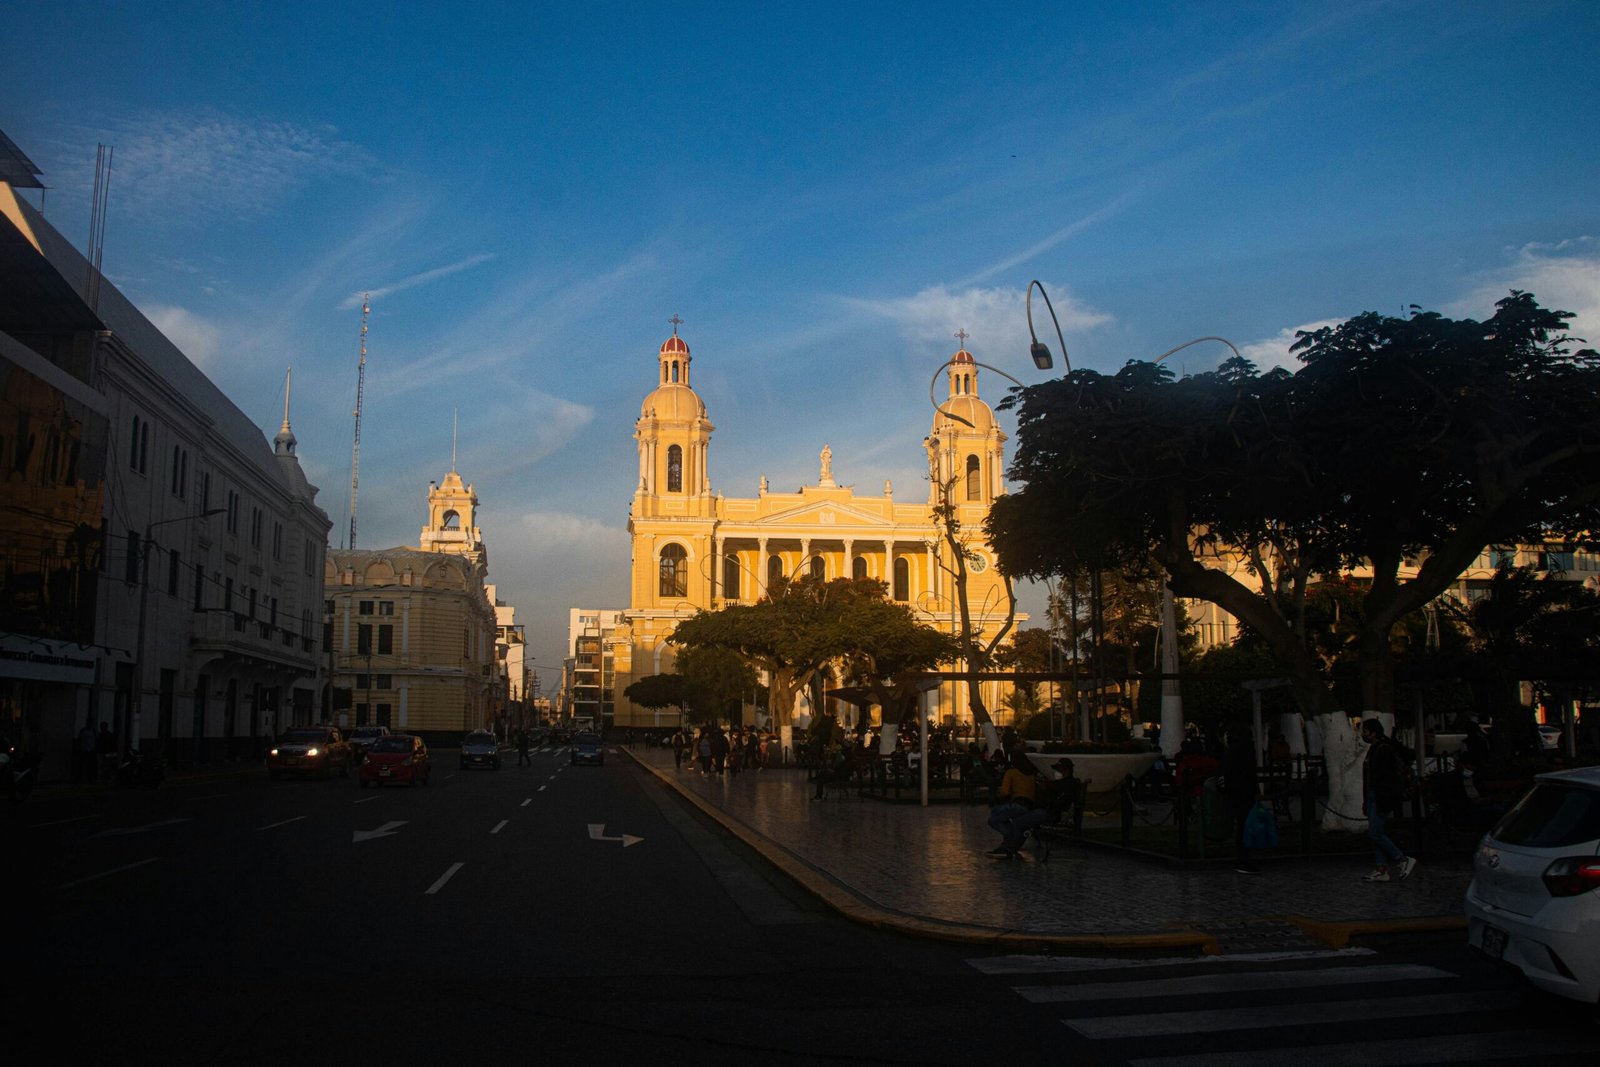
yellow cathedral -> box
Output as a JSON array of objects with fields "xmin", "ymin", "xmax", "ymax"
[{"xmin": 611, "ymin": 324, "xmax": 1025, "ymax": 732}]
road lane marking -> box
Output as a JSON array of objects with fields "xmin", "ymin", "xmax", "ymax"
[
  {"xmin": 353, "ymin": 796, "xmax": 378, "ymax": 804},
  {"xmin": 58, "ymin": 858, "xmax": 158, "ymax": 889},
  {"xmin": 425, "ymin": 862, "xmax": 464, "ymax": 895},
  {"xmin": 490, "ymin": 819, "xmax": 508, "ymax": 834},
  {"xmin": 444, "ymin": 773, "xmax": 457, "ymax": 780},
  {"xmin": 187, "ymin": 793, "xmax": 231, "ymax": 800},
  {"xmin": 258, "ymin": 816, "xmax": 307, "ymax": 831},
  {"xmin": 587, "ymin": 823, "xmax": 643, "ymax": 847},
  {"xmin": 538, "ymin": 785, "xmax": 547, "ymax": 792},
  {"xmin": 548, "ymin": 774, "xmax": 557, "ymax": 780},
  {"xmin": 1070, "ymin": 991, "xmax": 1503, "ymax": 1040},
  {"xmin": 1018, "ymin": 964, "xmax": 1455, "ymax": 1003},
  {"xmin": 353, "ymin": 820, "xmax": 407, "ymax": 843},
  {"xmin": 520, "ymin": 799, "xmax": 531, "ymax": 807}
]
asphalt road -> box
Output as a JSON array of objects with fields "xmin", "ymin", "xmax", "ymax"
[{"xmin": 13, "ymin": 743, "xmax": 1596, "ymax": 1065}]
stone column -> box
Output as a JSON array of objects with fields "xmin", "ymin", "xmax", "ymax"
[
  {"xmin": 758, "ymin": 537, "xmax": 769, "ymax": 599},
  {"xmin": 844, "ymin": 538, "xmax": 854, "ymax": 580}
]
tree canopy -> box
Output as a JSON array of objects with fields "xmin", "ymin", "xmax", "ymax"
[
  {"xmin": 988, "ymin": 292, "xmax": 1600, "ymax": 718},
  {"xmin": 669, "ymin": 575, "xmax": 955, "ymax": 724}
]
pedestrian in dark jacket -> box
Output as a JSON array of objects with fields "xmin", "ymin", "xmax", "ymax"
[
  {"xmin": 1222, "ymin": 726, "xmax": 1261, "ymax": 874},
  {"xmin": 1360, "ymin": 719, "xmax": 1416, "ymax": 882}
]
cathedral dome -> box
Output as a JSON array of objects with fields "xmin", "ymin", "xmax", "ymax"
[
  {"xmin": 933, "ymin": 393, "xmax": 996, "ymax": 433},
  {"xmin": 640, "ymin": 382, "xmax": 708, "ymax": 421},
  {"xmin": 660, "ymin": 334, "xmax": 690, "ymax": 357}
]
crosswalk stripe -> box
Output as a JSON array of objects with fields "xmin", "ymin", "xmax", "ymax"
[
  {"xmin": 1019, "ymin": 963, "xmax": 1452, "ymax": 1003},
  {"xmin": 968, "ymin": 948, "xmax": 1375, "ymax": 976},
  {"xmin": 1067, "ymin": 991, "xmax": 1503, "ymax": 1040},
  {"xmin": 1127, "ymin": 1028, "xmax": 1598, "ymax": 1067}
]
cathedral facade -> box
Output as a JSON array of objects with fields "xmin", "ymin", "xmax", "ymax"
[{"xmin": 614, "ymin": 326, "xmax": 1024, "ymax": 730}]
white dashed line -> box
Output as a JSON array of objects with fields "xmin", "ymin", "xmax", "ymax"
[
  {"xmin": 353, "ymin": 796, "xmax": 378, "ymax": 804},
  {"xmin": 425, "ymin": 862, "xmax": 464, "ymax": 895},
  {"xmin": 258, "ymin": 816, "xmax": 306, "ymax": 831},
  {"xmin": 58, "ymin": 858, "xmax": 158, "ymax": 889},
  {"xmin": 538, "ymin": 785, "xmax": 547, "ymax": 792},
  {"xmin": 490, "ymin": 819, "xmax": 508, "ymax": 834},
  {"xmin": 520, "ymin": 799, "xmax": 532, "ymax": 807}
]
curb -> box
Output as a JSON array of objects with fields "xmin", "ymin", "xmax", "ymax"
[
  {"xmin": 624, "ymin": 748, "xmax": 1220, "ymax": 956},
  {"xmin": 1287, "ymin": 914, "xmax": 1467, "ymax": 950}
]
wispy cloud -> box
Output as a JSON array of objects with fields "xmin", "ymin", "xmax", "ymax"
[
  {"xmin": 843, "ymin": 282, "xmax": 1111, "ymax": 372},
  {"xmin": 1448, "ymin": 238, "xmax": 1600, "ymax": 343},
  {"xmin": 144, "ymin": 304, "xmax": 225, "ymax": 368},
  {"xmin": 338, "ymin": 253, "xmax": 496, "ymax": 310},
  {"xmin": 958, "ymin": 190, "xmax": 1145, "ymax": 288},
  {"xmin": 1234, "ymin": 320, "xmax": 1345, "ymax": 373},
  {"xmin": 49, "ymin": 107, "xmax": 369, "ymax": 225},
  {"xmin": 517, "ymin": 511, "xmax": 629, "ymax": 548}
]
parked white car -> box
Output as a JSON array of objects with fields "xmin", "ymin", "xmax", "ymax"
[{"xmin": 1465, "ymin": 766, "xmax": 1600, "ymax": 1006}]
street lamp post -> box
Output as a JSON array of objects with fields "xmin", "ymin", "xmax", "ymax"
[
  {"xmin": 130, "ymin": 508, "xmax": 226, "ymax": 751},
  {"xmin": 1022, "ymin": 282, "xmax": 1244, "ymax": 757}
]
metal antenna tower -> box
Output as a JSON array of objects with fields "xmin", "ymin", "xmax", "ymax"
[{"xmin": 347, "ymin": 295, "xmax": 369, "ymax": 549}]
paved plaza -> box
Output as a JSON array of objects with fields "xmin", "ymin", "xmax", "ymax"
[{"xmin": 626, "ymin": 746, "xmax": 1473, "ymax": 953}]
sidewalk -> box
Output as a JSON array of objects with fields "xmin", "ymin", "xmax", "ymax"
[{"xmin": 625, "ymin": 746, "xmax": 1471, "ymax": 955}]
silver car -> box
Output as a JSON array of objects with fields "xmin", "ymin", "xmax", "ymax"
[
  {"xmin": 460, "ymin": 730, "xmax": 502, "ymax": 771},
  {"xmin": 1465, "ymin": 766, "xmax": 1600, "ymax": 1006}
]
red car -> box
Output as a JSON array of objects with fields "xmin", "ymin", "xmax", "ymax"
[{"xmin": 358, "ymin": 734, "xmax": 431, "ymax": 788}]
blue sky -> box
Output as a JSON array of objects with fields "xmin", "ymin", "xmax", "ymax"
[{"xmin": 5, "ymin": 1, "xmax": 1598, "ymax": 673}]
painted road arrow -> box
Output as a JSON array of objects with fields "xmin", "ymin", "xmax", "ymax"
[
  {"xmin": 587, "ymin": 823, "xmax": 643, "ymax": 848},
  {"xmin": 90, "ymin": 817, "xmax": 191, "ymax": 838},
  {"xmin": 353, "ymin": 820, "xmax": 407, "ymax": 843}
]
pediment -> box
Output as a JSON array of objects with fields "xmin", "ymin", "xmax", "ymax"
[{"xmin": 749, "ymin": 500, "xmax": 893, "ymax": 529}]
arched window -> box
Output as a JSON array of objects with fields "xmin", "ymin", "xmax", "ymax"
[
  {"xmin": 893, "ymin": 557, "xmax": 909, "ymax": 602},
  {"xmin": 666, "ymin": 445, "xmax": 683, "ymax": 492},
  {"xmin": 768, "ymin": 554, "xmax": 783, "ymax": 591},
  {"xmin": 671, "ymin": 362, "xmax": 679, "ymax": 383},
  {"xmin": 852, "ymin": 557, "xmax": 867, "ymax": 580},
  {"xmin": 442, "ymin": 510, "xmax": 461, "ymax": 529},
  {"xmin": 810, "ymin": 555, "xmax": 825, "ymax": 580},
  {"xmin": 723, "ymin": 555, "xmax": 741, "ymax": 602},
  {"xmin": 965, "ymin": 454, "xmax": 981, "ymax": 501},
  {"xmin": 659, "ymin": 543, "xmax": 687, "ymax": 598}
]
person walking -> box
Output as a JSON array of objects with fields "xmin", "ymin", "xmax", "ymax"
[
  {"xmin": 671, "ymin": 728, "xmax": 687, "ymax": 770},
  {"xmin": 75, "ymin": 722, "xmax": 97, "ymax": 783},
  {"xmin": 1222, "ymin": 725, "xmax": 1262, "ymax": 874},
  {"xmin": 1360, "ymin": 719, "xmax": 1417, "ymax": 882},
  {"xmin": 696, "ymin": 729, "xmax": 713, "ymax": 775},
  {"xmin": 96, "ymin": 721, "xmax": 117, "ymax": 784},
  {"xmin": 515, "ymin": 725, "xmax": 531, "ymax": 767}
]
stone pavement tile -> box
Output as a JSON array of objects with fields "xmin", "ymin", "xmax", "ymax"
[{"xmin": 632, "ymin": 748, "xmax": 1471, "ymax": 938}]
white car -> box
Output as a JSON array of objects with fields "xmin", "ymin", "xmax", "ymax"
[{"xmin": 1465, "ymin": 766, "xmax": 1600, "ymax": 1006}]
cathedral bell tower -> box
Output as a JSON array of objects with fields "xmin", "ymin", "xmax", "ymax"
[
  {"xmin": 923, "ymin": 340, "xmax": 1007, "ymax": 508},
  {"xmin": 633, "ymin": 318, "xmax": 716, "ymax": 519},
  {"xmin": 420, "ymin": 465, "xmax": 487, "ymax": 575}
]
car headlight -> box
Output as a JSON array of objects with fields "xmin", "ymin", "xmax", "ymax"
[
  {"xmin": 269, "ymin": 748, "xmax": 279, "ymax": 757},
  {"xmin": 307, "ymin": 747, "xmax": 320, "ymax": 757}
]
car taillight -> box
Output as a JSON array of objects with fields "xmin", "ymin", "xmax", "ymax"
[{"xmin": 1542, "ymin": 857, "xmax": 1600, "ymax": 897}]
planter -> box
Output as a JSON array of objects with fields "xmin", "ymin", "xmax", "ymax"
[{"xmin": 1056, "ymin": 752, "xmax": 1160, "ymax": 791}]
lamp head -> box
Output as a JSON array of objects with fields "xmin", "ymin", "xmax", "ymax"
[{"xmin": 1030, "ymin": 342, "xmax": 1054, "ymax": 371}]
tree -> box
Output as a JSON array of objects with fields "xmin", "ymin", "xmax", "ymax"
[
  {"xmin": 989, "ymin": 292, "xmax": 1600, "ymax": 720},
  {"xmin": 928, "ymin": 468, "xmax": 1017, "ymax": 727},
  {"xmin": 669, "ymin": 575, "xmax": 888, "ymax": 724},
  {"xmin": 623, "ymin": 673, "xmax": 690, "ymax": 720},
  {"xmin": 1439, "ymin": 565, "xmax": 1600, "ymax": 752},
  {"xmin": 675, "ymin": 644, "xmax": 759, "ymax": 725},
  {"xmin": 832, "ymin": 596, "xmax": 960, "ymax": 727}
]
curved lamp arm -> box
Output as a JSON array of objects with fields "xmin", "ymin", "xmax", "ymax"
[
  {"xmin": 1026, "ymin": 280, "xmax": 1069, "ymax": 372},
  {"xmin": 928, "ymin": 358, "xmax": 1029, "ymax": 429},
  {"xmin": 1151, "ymin": 335, "xmax": 1244, "ymax": 366}
]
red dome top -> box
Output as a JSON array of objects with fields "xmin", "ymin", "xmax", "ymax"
[
  {"xmin": 660, "ymin": 334, "xmax": 690, "ymax": 356},
  {"xmin": 952, "ymin": 348, "xmax": 975, "ymax": 364}
]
